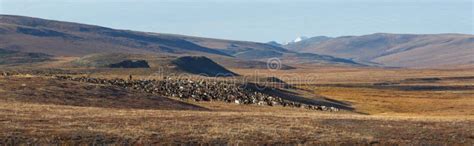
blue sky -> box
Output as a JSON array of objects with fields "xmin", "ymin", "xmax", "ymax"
[{"xmin": 1, "ymin": 0, "xmax": 473, "ymax": 42}]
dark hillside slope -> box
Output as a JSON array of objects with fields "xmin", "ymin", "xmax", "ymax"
[
  {"xmin": 0, "ymin": 15, "xmax": 229, "ymax": 56},
  {"xmin": 0, "ymin": 15, "xmax": 363, "ymax": 66}
]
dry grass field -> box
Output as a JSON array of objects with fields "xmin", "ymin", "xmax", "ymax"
[
  {"xmin": 232, "ymin": 66, "xmax": 474, "ymax": 84},
  {"xmin": 307, "ymin": 86, "xmax": 474, "ymax": 116},
  {"xmin": 236, "ymin": 66, "xmax": 474, "ymax": 116},
  {"xmin": 1, "ymin": 100, "xmax": 473, "ymax": 145},
  {"xmin": 0, "ymin": 66, "xmax": 473, "ymax": 144}
]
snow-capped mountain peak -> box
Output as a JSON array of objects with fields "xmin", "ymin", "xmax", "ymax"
[
  {"xmin": 282, "ymin": 36, "xmax": 308, "ymax": 45},
  {"xmin": 293, "ymin": 36, "xmax": 308, "ymax": 43}
]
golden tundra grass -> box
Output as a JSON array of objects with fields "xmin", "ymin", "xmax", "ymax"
[
  {"xmin": 1, "ymin": 66, "xmax": 473, "ymax": 144},
  {"xmin": 1, "ymin": 100, "xmax": 473, "ymax": 144},
  {"xmin": 303, "ymin": 86, "xmax": 474, "ymax": 116},
  {"xmin": 232, "ymin": 66, "xmax": 474, "ymax": 84},
  {"xmin": 233, "ymin": 67, "xmax": 474, "ymax": 116}
]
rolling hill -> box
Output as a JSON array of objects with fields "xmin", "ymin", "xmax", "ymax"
[
  {"xmin": 0, "ymin": 48, "xmax": 52, "ymax": 65},
  {"xmin": 0, "ymin": 15, "xmax": 360, "ymax": 66},
  {"xmin": 283, "ymin": 33, "xmax": 474, "ymax": 68}
]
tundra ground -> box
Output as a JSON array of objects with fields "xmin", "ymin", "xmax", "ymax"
[{"xmin": 0, "ymin": 66, "xmax": 473, "ymax": 144}]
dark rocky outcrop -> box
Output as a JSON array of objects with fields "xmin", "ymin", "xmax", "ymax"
[
  {"xmin": 108, "ymin": 60, "xmax": 150, "ymax": 68},
  {"xmin": 172, "ymin": 56, "xmax": 238, "ymax": 77}
]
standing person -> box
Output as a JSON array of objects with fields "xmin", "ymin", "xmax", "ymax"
[{"xmin": 129, "ymin": 74, "xmax": 133, "ymax": 81}]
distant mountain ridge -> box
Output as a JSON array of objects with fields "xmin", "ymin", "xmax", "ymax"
[
  {"xmin": 3, "ymin": 15, "xmax": 468, "ymax": 68},
  {"xmin": 0, "ymin": 15, "xmax": 360, "ymax": 66},
  {"xmin": 0, "ymin": 15, "xmax": 230, "ymax": 57},
  {"xmin": 283, "ymin": 33, "xmax": 474, "ymax": 68}
]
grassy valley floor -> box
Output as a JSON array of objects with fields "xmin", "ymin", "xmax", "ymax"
[{"xmin": 0, "ymin": 66, "xmax": 473, "ymax": 144}]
